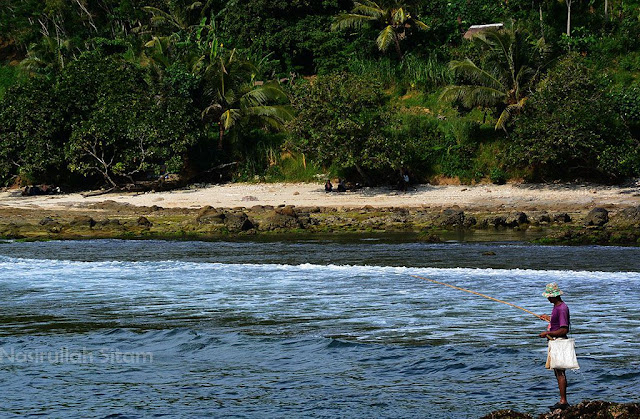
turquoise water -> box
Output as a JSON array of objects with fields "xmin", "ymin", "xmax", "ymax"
[{"xmin": 1, "ymin": 240, "xmax": 639, "ymax": 417}]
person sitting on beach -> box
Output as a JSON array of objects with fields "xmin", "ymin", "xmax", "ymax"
[
  {"xmin": 325, "ymin": 180, "xmax": 333, "ymax": 193},
  {"xmin": 337, "ymin": 179, "xmax": 347, "ymax": 192}
]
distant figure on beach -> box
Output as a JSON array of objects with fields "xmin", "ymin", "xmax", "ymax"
[
  {"xmin": 337, "ymin": 179, "xmax": 347, "ymax": 192},
  {"xmin": 401, "ymin": 170, "xmax": 409, "ymax": 192},
  {"xmin": 325, "ymin": 179, "xmax": 333, "ymax": 193},
  {"xmin": 538, "ymin": 283, "xmax": 572, "ymax": 411}
]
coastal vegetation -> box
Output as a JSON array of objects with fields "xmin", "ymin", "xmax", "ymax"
[{"xmin": 1, "ymin": 0, "xmax": 639, "ymax": 189}]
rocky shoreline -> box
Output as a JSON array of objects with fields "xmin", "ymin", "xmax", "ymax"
[
  {"xmin": 482, "ymin": 400, "xmax": 640, "ymax": 418},
  {"xmin": 1, "ymin": 200, "xmax": 639, "ymax": 245}
]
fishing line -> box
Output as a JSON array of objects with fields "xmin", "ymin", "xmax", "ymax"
[{"xmin": 411, "ymin": 274, "xmax": 548, "ymax": 322}]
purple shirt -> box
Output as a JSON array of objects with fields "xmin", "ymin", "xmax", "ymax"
[{"xmin": 550, "ymin": 302, "xmax": 570, "ymax": 333}]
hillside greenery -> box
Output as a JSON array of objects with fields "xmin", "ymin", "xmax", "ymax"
[{"xmin": 0, "ymin": 0, "xmax": 639, "ymax": 188}]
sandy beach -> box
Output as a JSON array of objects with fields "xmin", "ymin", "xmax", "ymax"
[{"xmin": 1, "ymin": 182, "xmax": 639, "ymax": 212}]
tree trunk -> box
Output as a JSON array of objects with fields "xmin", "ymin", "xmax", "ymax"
[
  {"xmin": 539, "ymin": 3, "xmax": 545, "ymax": 42},
  {"xmin": 218, "ymin": 122, "xmax": 224, "ymax": 150},
  {"xmin": 393, "ymin": 33, "xmax": 403, "ymax": 60},
  {"xmin": 354, "ymin": 163, "xmax": 373, "ymax": 186},
  {"xmin": 566, "ymin": 0, "xmax": 572, "ymax": 37},
  {"xmin": 604, "ymin": 0, "xmax": 608, "ymax": 19}
]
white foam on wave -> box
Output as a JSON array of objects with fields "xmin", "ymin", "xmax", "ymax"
[{"xmin": 1, "ymin": 255, "xmax": 639, "ymax": 282}]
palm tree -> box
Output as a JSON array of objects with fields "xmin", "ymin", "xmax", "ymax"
[
  {"xmin": 562, "ymin": 0, "xmax": 573, "ymax": 36},
  {"xmin": 143, "ymin": 1, "xmax": 219, "ymax": 32},
  {"xmin": 200, "ymin": 50, "xmax": 293, "ymax": 149},
  {"xmin": 440, "ymin": 27, "xmax": 545, "ymax": 132},
  {"xmin": 141, "ymin": 12, "xmax": 292, "ymax": 150},
  {"xmin": 331, "ymin": 1, "xmax": 428, "ymax": 59}
]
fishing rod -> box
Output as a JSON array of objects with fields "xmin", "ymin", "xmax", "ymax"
[{"xmin": 411, "ymin": 274, "xmax": 548, "ymax": 322}]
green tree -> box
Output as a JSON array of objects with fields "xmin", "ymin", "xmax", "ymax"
[
  {"xmin": 440, "ymin": 27, "xmax": 546, "ymax": 132},
  {"xmin": 59, "ymin": 52, "xmax": 202, "ymax": 187},
  {"xmin": 0, "ymin": 78, "xmax": 66, "ymax": 185},
  {"xmin": 288, "ymin": 73, "xmax": 401, "ymax": 184},
  {"xmin": 509, "ymin": 54, "xmax": 639, "ymax": 180},
  {"xmin": 331, "ymin": 1, "xmax": 428, "ymax": 59}
]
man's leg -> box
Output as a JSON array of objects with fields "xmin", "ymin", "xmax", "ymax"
[{"xmin": 554, "ymin": 369, "xmax": 568, "ymax": 404}]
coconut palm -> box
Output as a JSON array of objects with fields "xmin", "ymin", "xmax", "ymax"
[
  {"xmin": 331, "ymin": 1, "xmax": 428, "ymax": 59},
  {"xmin": 200, "ymin": 50, "xmax": 293, "ymax": 149},
  {"xmin": 440, "ymin": 27, "xmax": 546, "ymax": 132}
]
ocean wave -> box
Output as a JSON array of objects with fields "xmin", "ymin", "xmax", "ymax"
[{"xmin": 1, "ymin": 255, "xmax": 640, "ymax": 281}]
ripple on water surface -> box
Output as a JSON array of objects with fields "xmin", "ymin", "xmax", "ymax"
[{"xmin": 0, "ymin": 240, "xmax": 639, "ymax": 417}]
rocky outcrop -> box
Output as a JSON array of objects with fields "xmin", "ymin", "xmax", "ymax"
[
  {"xmin": 1, "ymin": 203, "xmax": 638, "ymax": 244},
  {"xmin": 259, "ymin": 206, "xmax": 303, "ymax": 231},
  {"xmin": 553, "ymin": 213, "xmax": 572, "ymax": 223},
  {"xmin": 584, "ymin": 207, "xmax": 609, "ymax": 226},
  {"xmin": 70, "ymin": 216, "xmax": 96, "ymax": 228},
  {"xmin": 137, "ymin": 216, "xmax": 152, "ymax": 228},
  {"xmin": 434, "ymin": 209, "xmax": 476, "ymax": 228},
  {"xmin": 223, "ymin": 212, "xmax": 254, "ymax": 232},
  {"xmin": 480, "ymin": 410, "xmax": 531, "ymax": 419},
  {"xmin": 532, "ymin": 212, "xmax": 551, "ymax": 224},
  {"xmin": 39, "ymin": 217, "xmax": 62, "ymax": 232},
  {"xmin": 505, "ymin": 212, "xmax": 528, "ymax": 227},
  {"xmin": 196, "ymin": 206, "xmax": 225, "ymax": 224},
  {"xmin": 195, "ymin": 206, "xmax": 254, "ymax": 231},
  {"xmin": 617, "ymin": 206, "xmax": 640, "ymax": 226},
  {"xmin": 481, "ymin": 400, "xmax": 640, "ymax": 419}
]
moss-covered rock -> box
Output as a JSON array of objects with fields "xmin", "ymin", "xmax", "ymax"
[{"xmin": 584, "ymin": 207, "xmax": 609, "ymax": 226}]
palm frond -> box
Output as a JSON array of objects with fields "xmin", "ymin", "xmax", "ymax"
[
  {"xmin": 392, "ymin": 8, "xmax": 407, "ymax": 24},
  {"xmin": 201, "ymin": 103, "xmax": 222, "ymax": 120},
  {"xmin": 244, "ymin": 105, "xmax": 295, "ymax": 130},
  {"xmin": 449, "ymin": 59, "xmax": 504, "ymax": 91},
  {"xmin": 495, "ymin": 97, "xmax": 527, "ymax": 130},
  {"xmin": 187, "ymin": 1, "xmax": 203, "ymax": 11},
  {"xmin": 376, "ymin": 25, "xmax": 396, "ymax": 52},
  {"xmin": 331, "ymin": 14, "xmax": 376, "ymax": 31},
  {"xmin": 242, "ymin": 85, "xmax": 289, "ymax": 107},
  {"xmin": 412, "ymin": 19, "xmax": 429, "ymax": 30},
  {"xmin": 440, "ymin": 85, "xmax": 505, "ymax": 108},
  {"xmin": 220, "ymin": 108, "xmax": 242, "ymax": 130},
  {"xmin": 352, "ymin": 2, "xmax": 384, "ymax": 18},
  {"xmin": 142, "ymin": 6, "xmax": 184, "ymax": 30}
]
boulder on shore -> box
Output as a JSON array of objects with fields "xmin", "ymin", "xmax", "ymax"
[
  {"xmin": 259, "ymin": 207, "xmax": 302, "ymax": 231},
  {"xmin": 434, "ymin": 209, "xmax": 476, "ymax": 229},
  {"xmin": 223, "ymin": 212, "xmax": 254, "ymax": 232},
  {"xmin": 584, "ymin": 207, "xmax": 609, "ymax": 226}
]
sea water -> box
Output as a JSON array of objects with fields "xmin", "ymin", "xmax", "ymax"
[{"xmin": 0, "ymin": 239, "xmax": 638, "ymax": 417}]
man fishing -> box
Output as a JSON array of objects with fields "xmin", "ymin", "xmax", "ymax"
[
  {"xmin": 411, "ymin": 274, "xmax": 578, "ymax": 411},
  {"xmin": 538, "ymin": 283, "xmax": 570, "ymax": 411}
]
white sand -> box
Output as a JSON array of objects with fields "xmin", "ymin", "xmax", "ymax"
[{"xmin": 1, "ymin": 182, "xmax": 638, "ymax": 211}]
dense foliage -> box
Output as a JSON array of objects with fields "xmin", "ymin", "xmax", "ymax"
[
  {"xmin": 0, "ymin": 0, "xmax": 639, "ymax": 187},
  {"xmin": 510, "ymin": 55, "xmax": 640, "ymax": 181}
]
